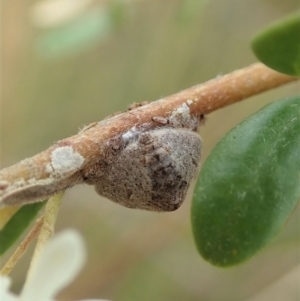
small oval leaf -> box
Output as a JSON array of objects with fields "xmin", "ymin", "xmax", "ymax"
[
  {"xmin": 191, "ymin": 97, "xmax": 300, "ymax": 266},
  {"xmin": 0, "ymin": 202, "xmax": 45, "ymax": 256},
  {"xmin": 251, "ymin": 13, "xmax": 300, "ymax": 76}
]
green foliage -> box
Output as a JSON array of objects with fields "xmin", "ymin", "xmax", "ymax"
[
  {"xmin": 0, "ymin": 202, "xmax": 45, "ymax": 255},
  {"xmin": 191, "ymin": 97, "xmax": 300, "ymax": 266},
  {"xmin": 252, "ymin": 13, "xmax": 300, "ymax": 76}
]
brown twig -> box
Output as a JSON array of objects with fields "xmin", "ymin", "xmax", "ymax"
[{"xmin": 0, "ymin": 63, "xmax": 297, "ymax": 207}]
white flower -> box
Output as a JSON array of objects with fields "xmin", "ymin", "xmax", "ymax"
[{"xmin": 0, "ymin": 230, "xmax": 109, "ymax": 301}]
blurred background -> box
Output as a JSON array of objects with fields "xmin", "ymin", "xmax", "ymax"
[{"xmin": 1, "ymin": 0, "xmax": 299, "ymax": 300}]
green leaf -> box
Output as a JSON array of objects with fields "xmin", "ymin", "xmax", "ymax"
[
  {"xmin": 0, "ymin": 202, "xmax": 45, "ymax": 256},
  {"xmin": 251, "ymin": 13, "xmax": 300, "ymax": 76},
  {"xmin": 191, "ymin": 97, "xmax": 300, "ymax": 267}
]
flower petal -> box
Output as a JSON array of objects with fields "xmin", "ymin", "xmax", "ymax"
[
  {"xmin": 0, "ymin": 276, "xmax": 11, "ymax": 293},
  {"xmin": 0, "ymin": 277, "xmax": 18, "ymax": 301},
  {"xmin": 21, "ymin": 230, "xmax": 86, "ymax": 301}
]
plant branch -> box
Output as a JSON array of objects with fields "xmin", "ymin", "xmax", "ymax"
[{"xmin": 0, "ymin": 63, "xmax": 297, "ymax": 207}]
